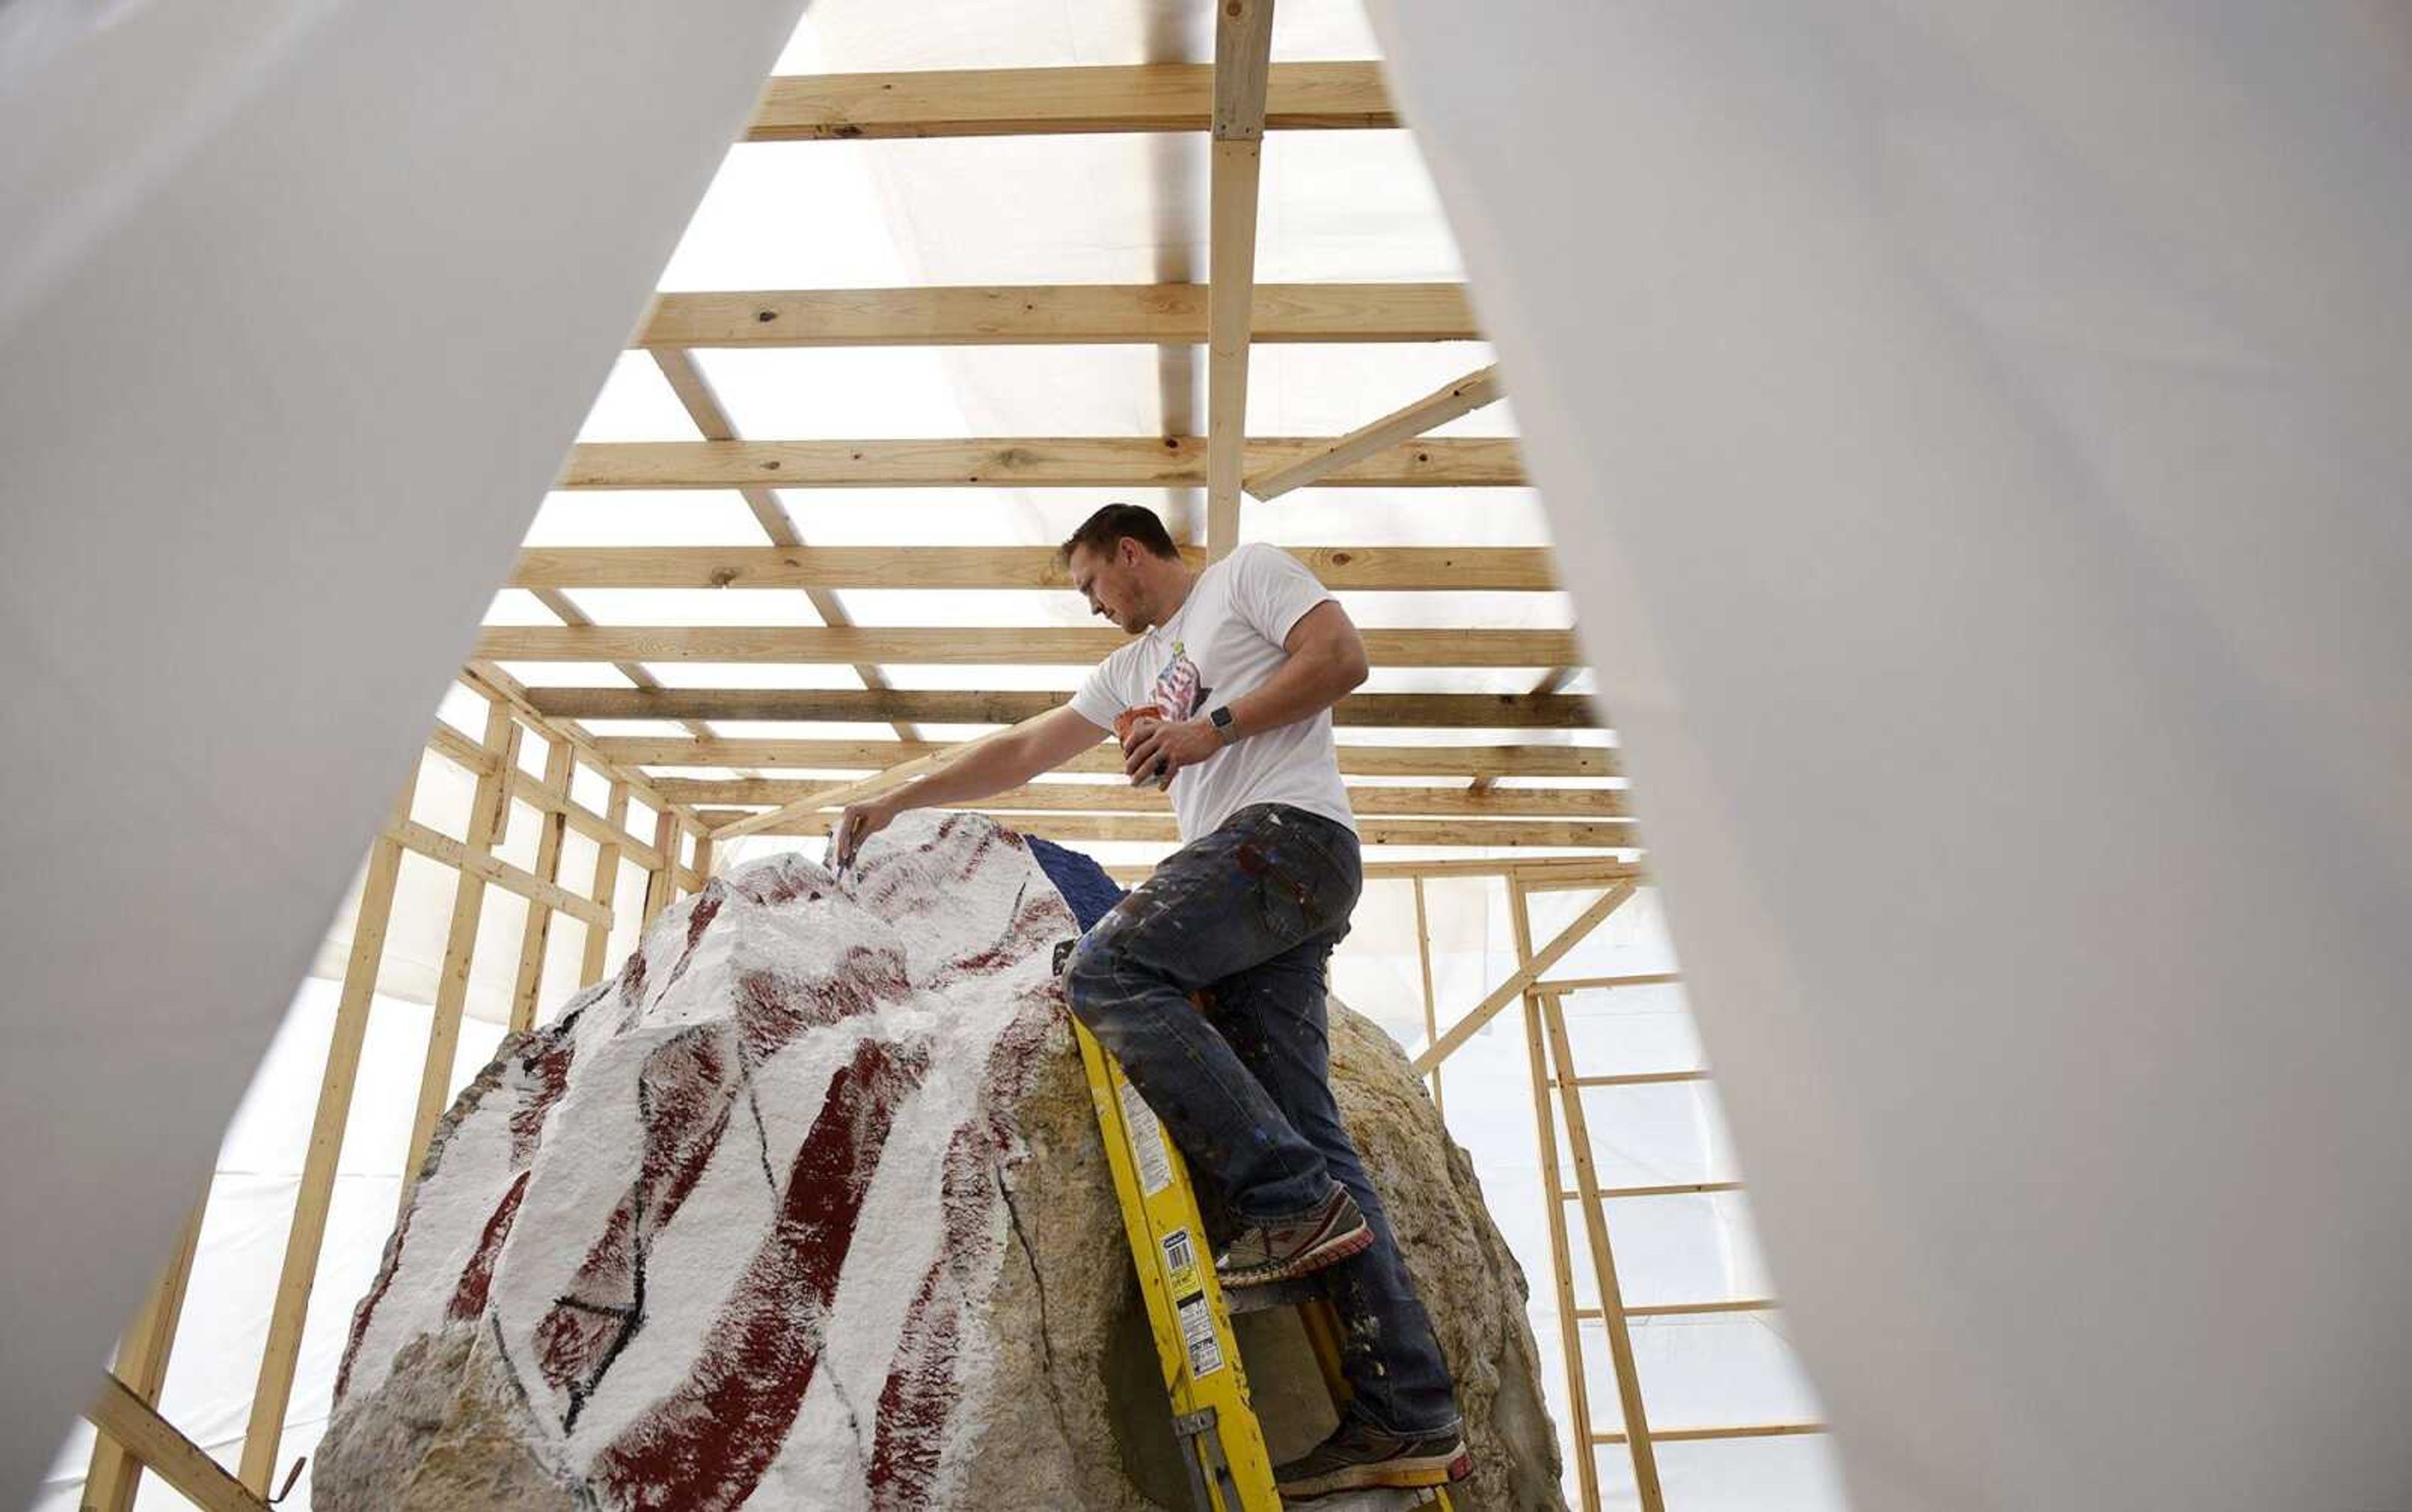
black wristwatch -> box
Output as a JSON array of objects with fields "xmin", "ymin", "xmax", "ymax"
[{"xmin": 1209, "ymin": 705, "xmax": 1239, "ymax": 745}]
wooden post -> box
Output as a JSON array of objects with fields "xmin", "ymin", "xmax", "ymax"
[
  {"xmin": 88, "ymin": 1376, "xmax": 270, "ymax": 1512},
  {"xmin": 1413, "ymin": 877, "xmax": 1443, "ymax": 1118},
  {"xmin": 506, "ymin": 739, "xmax": 576, "ymax": 1033},
  {"xmin": 580, "ymin": 781, "xmax": 630, "ymax": 987},
  {"xmin": 690, "ymin": 829, "xmax": 715, "ymax": 889},
  {"xmin": 1543, "ymin": 987, "xmax": 1666, "ymax": 1510},
  {"xmin": 1511, "ymin": 879, "xmax": 1602, "ymax": 1512},
  {"xmin": 239, "ymin": 758, "xmax": 423, "ymax": 1492},
  {"xmin": 400, "ymin": 699, "xmax": 518, "ymax": 1212},
  {"xmin": 83, "ymin": 1193, "xmax": 206, "ymax": 1512},
  {"xmin": 640, "ymin": 805, "xmax": 678, "ymax": 925}
]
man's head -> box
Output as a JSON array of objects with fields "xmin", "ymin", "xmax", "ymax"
[{"xmin": 1060, "ymin": 503, "xmax": 1190, "ymax": 634}]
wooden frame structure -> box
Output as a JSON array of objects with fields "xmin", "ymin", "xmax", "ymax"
[
  {"xmin": 77, "ymin": 38, "xmax": 1712, "ymax": 1512},
  {"xmin": 1401, "ymin": 869, "xmax": 1827, "ymax": 1511}
]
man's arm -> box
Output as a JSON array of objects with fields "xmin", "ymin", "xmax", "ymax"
[
  {"xmin": 834, "ymin": 702, "xmax": 1107, "ymax": 866},
  {"xmin": 1120, "ymin": 600, "xmax": 1370, "ymax": 784}
]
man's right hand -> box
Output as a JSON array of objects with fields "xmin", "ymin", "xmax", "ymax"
[{"xmin": 833, "ymin": 796, "xmax": 901, "ymax": 871}]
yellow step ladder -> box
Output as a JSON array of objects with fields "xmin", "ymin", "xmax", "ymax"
[{"xmin": 1071, "ymin": 1008, "xmax": 1458, "ymax": 1512}]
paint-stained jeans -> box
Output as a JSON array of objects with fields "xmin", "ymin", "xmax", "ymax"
[{"xmin": 1063, "ymin": 802, "xmax": 1461, "ymax": 1435}]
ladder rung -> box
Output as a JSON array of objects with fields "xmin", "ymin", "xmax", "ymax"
[
  {"xmin": 1558, "ymin": 1180, "xmax": 1742, "ymax": 1200},
  {"xmin": 1545, "ymin": 1069, "xmax": 1710, "ymax": 1088},
  {"xmin": 1575, "ymin": 1298, "xmax": 1779, "ymax": 1319},
  {"xmin": 1590, "ymin": 1421, "xmax": 1827, "ymax": 1445}
]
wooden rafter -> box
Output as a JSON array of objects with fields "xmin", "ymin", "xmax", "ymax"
[
  {"xmin": 747, "ymin": 62, "xmax": 1391, "ymax": 141},
  {"xmin": 594, "ymin": 736, "xmax": 1617, "ymax": 779},
  {"xmin": 637, "ymin": 282, "xmax": 1475, "ymax": 348},
  {"xmin": 527, "ymin": 687, "xmax": 1595, "ymax": 727},
  {"xmin": 697, "ymin": 809, "xmax": 1632, "ymax": 849},
  {"xmin": 1205, "ymin": 0, "xmax": 1278, "ymax": 555},
  {"xmin": 1247, "ymin": 364, "xmax": 1504, "ymax": 501},
  {"xmin": 508, "ymin": 544, "xmax": 1556, "ymax": 592},
  {"xmin": 474, "ymin": 624, "xmax": 1580, "ymax": 668},
  {"xmin": 558, "ymin": 436, "xmax": 1522, "ymax": 490},
  {"xmin": 658, "ymin": 776, "xmax": 1628, "ymax": 818}
]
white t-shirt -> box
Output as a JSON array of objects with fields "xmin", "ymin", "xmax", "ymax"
[{"xmin": 1069, "ymin": 542, "xmax": 1357, "ymax": 842}]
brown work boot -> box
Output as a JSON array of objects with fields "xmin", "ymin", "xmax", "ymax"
[
  {"xmin": 1213, "ymin": 1185, "xmax": 1372, "ymax": 1288},
  {"xmin": 1273, "ymin": 1409, "xmax": 1472, "ymax": 1499}
]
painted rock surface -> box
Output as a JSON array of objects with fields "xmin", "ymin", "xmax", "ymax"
[{"xmin": 317, "ymin": 812, "xmax": 1564, "ymax": 1509}]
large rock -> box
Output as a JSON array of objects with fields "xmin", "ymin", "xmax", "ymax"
[{"xmin": 318, "ymin": 813, "xmax": 1564, "ymax": 1510}]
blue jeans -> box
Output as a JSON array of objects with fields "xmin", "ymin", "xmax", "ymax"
[{"xmin": 1064, "ymin": 803, "xmax": 1461, "ymax": 1435}]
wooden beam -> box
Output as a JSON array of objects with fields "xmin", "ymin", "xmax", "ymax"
[
  {"xmin": 1413, "ymin": 878, "xmax": 1442, "ymax": 1118},
  {"xmin": 661, "ymin": 776, "xmax": 1627, "ymax": 819},
  {"xmin": 597, "ymin": 734, "xmax": 1617, "ymax": 779},
  {"xmin": 638, "ymin": 282, "xmax": 1475, "ymax": 348},
  {"xmin": 506, "ymin": 739, "xmax": 576, "ymax": 1033},
  {"xmin": 401, "ymin": 699, "xmax": 518, "ymax": 1209},
  {"xmin": 530, "ymin": 687, "xmax": 1595, "ymax": 728},
  {"xmin": 1513, "ymin": 884, "xmax": 1602, "ymax": 1512},
  {"xmin": 1247, "ymin": 364, "xmax": 1504, "ymax": 501},
  {"xmin": 746, "ymin": 62, "xmax": 1393, "ymax": 141},
  {"xmin": 1545, "ymin": 987, "xmax": 1666, "ymax": 1508},
  {"xmin": 1205, "ymin": 0, "xmax": 1278, "ymax": 556},
  {"xmin": 697, "ymin": 808, "xmax": 1626, "ymax": 849},
  {"xmin": 508, "ymin": 543, "xmax": 1556, "ymax": 592},
  {"xmin": 1535, "ymin": 971, "xmax": 1683, "ymax": 994},
  {"xmin": 1590, "ymin": 1297, "xmax": 1781, "ymax": 1319},
  {"xmin": 88, "ymin": 1376, "xmax": 270, "ymax": 1512},
  {"xmin": 460, "ymin": 663, "xmax": 708, "ymax": 833},
  {"xmin": 475, "ymin": 624, "xmax": 1579, "ymax": 669},
  {"xmin": 1361, "ymin": 856, "xmax": 1646, "ymax": 884},
  {"xmin": 1411, "ymin": 881, "xmax": 1636, "ymax": 1074},
  {"xmin": 239, "ymin": 764, "xmax": 420, "ymax": 1494},
  {"xmin": 1592, "ymin": 1423, "xmax": 1826, "ymax": 1446},
  {"xmin": 84, "ymin": 1195, "xmax": 206, "ymax": 1512},
  {"xmin": 580, "ymin": 782, "xmax": 630, "ymax": 986},
  {"xmin": 640, "ymin": 805, "xmax": 678, "ymax": 926},
  {"xmin": 557, "ymin": 436, "xmax": 1523, "ymax": 490}
]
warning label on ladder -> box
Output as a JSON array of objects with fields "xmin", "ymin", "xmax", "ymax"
[
  {"xmin": 1119, "ymin": 1080, "xmax": 1173, "ymax": 1195},
  {"xmin": 1175, "ymin": 1290, "xmax": 1225, "ymax": 1379}
]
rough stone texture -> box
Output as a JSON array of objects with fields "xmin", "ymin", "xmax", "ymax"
[{"xmin": 317, "ymin": 813, "xmax": 1563, "ymax": 1510}]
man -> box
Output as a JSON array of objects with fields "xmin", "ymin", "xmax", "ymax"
[{"xmin": 835, "ymin": 503, "xmax": 1465, "ymax": 1498}]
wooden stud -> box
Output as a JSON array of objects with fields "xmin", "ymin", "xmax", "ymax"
[
  {"xmin": 658, "ymin": 776, "xmax": 1626, "ymax": 819},
  {"xmin": 1413, "ymin": 877, "xmax": 1442, "ymax": 1118},
  {"xmin": 475, "ymin": 624, "xmax": 1578, "ymax": 669},
  {"xmin": 1203, "ymin": 0, "xmax": 1276, "ymax": 556},
  {"xmin": 530, "ymin": 687, "xmax": 1594, "ymax": 729},
  {"xmin": 690, "ymin": 829, "xmax": 715, "ymax": 887},
  {"xmin": 1411, "ymin": 881, "xmax": 1636, "ymax": 1074},
  {"xmin": 1543, "ymin": 987, "xmax": 1666, "ymax": 1510},
  {"xmin": 638, "ymin": 282, "xmax": 1475, "ymax": 349},
  {"xmin": 1247, "ymin": 364, "xmax": 1504, "ymax": 500},
  {"xmin": 1582, "ymin": 1298, "xmax": 1778, "ymax": 1320},
  {"xmin": 1511, "ymin": 881, "xmax": 1602, "ymax": 1512},
  {"xmin": 580, "ymin": 782, "xmax": 630, "ymax": 987},
  {"xmin": 87, "ymin": 1376, "xmax": 269, "ymax": 1512},
  {"xmin": 594, "ymin": 736, "xmax": 1616, "ymax": 780},
  {"xmin": 509, "ymin": 543, "xmax": 1556, "ymax": 592},
  {"xmin": 399, "ymin": 699, "xmax": 518, "ymax": 1212},
  {"xmin": 83, "ymin": 1194, "xmax": 206, "ymax": 1512},
  {"xmin": 1533, "ymin": 971, "xmax": 1682, "ymax": 994},
  {"xmin": 506, "ymin": 739, "xmax": 576, "ymax": 1034},
  {"xmin": 557, "ymin": 436, "xmax": 1524, "ymax": 491},
  {"xmin": 238, "ymin": 754, "xmax": 423, "ymax": 1493},
  {"xmin": 747, "ymin": 61, "xmax": 1393, "ymax": 141},
  {"xmin": 641, "ymin": 805, "xmax": 679, "ymax": 926}
]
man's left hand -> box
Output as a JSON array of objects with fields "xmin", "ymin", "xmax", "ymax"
[{"xmin": 1122, "ymin": 717, "xmax": 1222, "ymax": 786}]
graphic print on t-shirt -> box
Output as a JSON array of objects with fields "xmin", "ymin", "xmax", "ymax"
[{"xmin": 1151, "ymin": 642, "xmax": 1209, "ymax": 722}]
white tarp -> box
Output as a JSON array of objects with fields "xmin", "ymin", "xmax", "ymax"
[{"xmin": 1373, "ymin": 4, "xmax": 2412, "ymax": 1509}]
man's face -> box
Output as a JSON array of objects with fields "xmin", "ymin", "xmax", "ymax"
[{"xmin": 1067, "ymin": 539, "xmax": 1150, "ymax": 634}]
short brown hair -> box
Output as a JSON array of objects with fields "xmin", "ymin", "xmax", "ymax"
[{"xmin": 1059, "ymin": 503, "xmax": 1180, "ymax": 566}]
